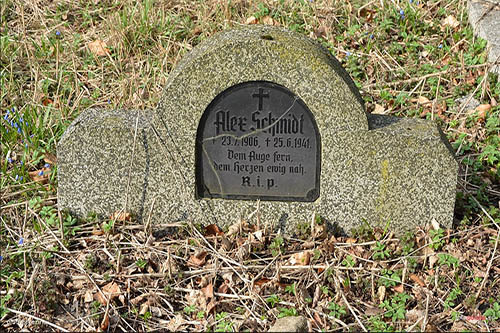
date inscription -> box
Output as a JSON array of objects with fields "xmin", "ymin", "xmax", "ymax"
[{"xmin": 195, "ymin": 81, "xmax": 320, "ymax": 201}]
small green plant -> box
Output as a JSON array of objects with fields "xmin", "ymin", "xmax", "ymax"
[
  {"xmin": 378, "ymin": 269, "xmax": 401, "ymax": 288},
  {"xmin": 184, "ymin": 305, "xmax": 196, "ymax": 315},
  {"xmin": 102, "ymin": 219, "xmax": 114, "ymax": 233},
  {"xmin": 40, "ymin": 206, "xmax": 57, "ymax": 227},
  {"xmin": 429, "ymin": 228, "xmax": 445, "ymax": 250},
  {"xmin": 278, "ymin": 307, "xmax": 298, "ymax": 318},
  {"xmin": 327, "ymin": 302, "xmax": 346, "ymax": 319},
  {"xmin": 368, "ymin": 315, "xmax": 394, "ymax": 332},
  {"xmin": 135, "ymin": 259, "xmax": 148, "ymax": 269},
  {"xmin": 142, "ymin": 311, "xmax": 152, "ymax": 321},
  {"xmin": 215, "ymin": 312, "xmax": 234, "ymax": 332},
  {"xmin": 266, "ymin": 294, "xmax": 281, "ymax": 308},
  {"xmin": 400, "ymin": 231, "xmax": 416, "ymax": 255},
  {"xmin": 269, "ymin": 236, "xmax": 284, "ymax": 256},
  {"xmin": 0, "ymin": 293, "xmax": 12, "ymax": 317},
  {"xmin": 285, "ymin": 283, "xmax": 296, "ymax": 296},
  {"xmin": 372, "ymin": 241, "xmax": 390, "ymax": 260},
  {"xmin": 342, "ymin": 255, "xmax": 355, "ymax": 267},
  {"xmin": 444, "ymin": 286, "xmax": 463, "ymax": 309},
  {"xmin": 484, "ymin": 302, "xmax": 500, "ymax": 320},
  {"xmin": 379, "ymin": 293, "xmax": 412, "ymax": 322},
  {"xmin": 437, "ymin": 253, "xmax": 459, "ymax": 269}
]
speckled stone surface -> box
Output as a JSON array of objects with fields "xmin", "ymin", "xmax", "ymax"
[
  {"xmin": 58, "ymin": 25, "xmax": 458, "ymax": 235},
  {"xmin": 468, "ymin": 0, "xmax": 500, "ymax": 74},
  {"xmin": 268, "ymin": 316, "xmax": 308, "ymax": 332}
]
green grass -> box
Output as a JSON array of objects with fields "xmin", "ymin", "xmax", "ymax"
[{"xmin": 1, "ymin": 0, "xmax": 500, "ymax": 331}]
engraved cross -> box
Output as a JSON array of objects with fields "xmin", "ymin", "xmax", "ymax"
[{"xmin": 252, "ymin": 88, "xmax": 269, "ymax": 111}]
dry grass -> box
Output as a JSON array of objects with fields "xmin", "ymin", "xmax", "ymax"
[{"xmin": 1, "ymin": 0, "xmax": 500, "ymax": 331}]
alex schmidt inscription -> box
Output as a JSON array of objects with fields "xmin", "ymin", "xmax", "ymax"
[{"xmin": 196, "ymin": 81, "xmax": 320, "ymax": 201}]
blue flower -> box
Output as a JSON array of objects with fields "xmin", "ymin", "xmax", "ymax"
[
  {"xmin": 438, "ymin": 44, "xmax": 443, "ymax": 49},
  {"xmin": 15, "ymin": 175, "xmax": 19, "ymax": 181},
  {"xmin": 8, "ymin": 158, "xmax": 12, "ymax": 163},
  {"xmin": 17, "ymin": 127, "xmax": 21, "ymax": 133},
  {"xmin": 25, "ymin": 143, "xmax": 28, "ymax": 148},
  {"xmin": 346, "ymin": 51, "xmax": 351, "ymax": 57},
  {"xmin": 3, "ymin": 114, "xmax": 8, "ymax": 120},
  {"xmin": 13, "ymin": 122, "xmax": 18, "ymax": 128},
  {"xmin": 369, "ymin": 34, "xmax": 374, "ymax": 39},
  {"xmin": 399, "ymin": 9, "xmax": 404, "ymax": 15},
  {"xmin": 56, "ymin": 30, "xmax": 61, "ymax": 36},
  {"xmin": 20, "ymin": 176, "xmax": 23, "ymax": 181},
  {"xmin": 0, "ymin": 255, "xmax": 3, "ymax": 262},
  {"xmin": 44, "ymin": 163, "xmax": 50, "ymax": 168},
  {"xmin": 18, "ymin": 237, "xmax": 24, "ymax": 245},
  {"xmin": 38, "ymin": 170, "xmax": 44, "ymax": 176}
]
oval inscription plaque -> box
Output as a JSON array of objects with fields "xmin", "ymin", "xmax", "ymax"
[{"xmin": 195, "ymin": 81, "xmax": 320, "ymax": 201}]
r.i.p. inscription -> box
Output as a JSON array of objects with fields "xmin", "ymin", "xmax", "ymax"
[{"xmin": 195, "ymin": 81, "xmax": 320, "ymax": 201}]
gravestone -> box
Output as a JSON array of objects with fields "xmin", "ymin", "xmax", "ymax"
[{"xmin": 57, "ymin": 25, "xmax": 458, "ymax": 235}]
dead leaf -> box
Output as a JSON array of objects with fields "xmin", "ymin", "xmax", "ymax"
[
  {"xmin": 139, "ymin": 302, "xmax": 149, "ymax": 315},
  {"xmin": 261, "ymin": 16, "xmax": 279, "ymax": 26},
  {"xmin": 245, "ymin": 16, "xmax": 258, "ymax": 25},
  {"xmin": 110, "ymin": 211, "xmax": 131, "ymax": 221},
  {"xmin": 441, "ymin": 15, "xmax": 459, "ymax": 29},
  {"xmin": 205, "ymin": 224, "xmax": 224, "ymax": 236},
  {"xmin": 167, "ymin": 313, "xmax": 187, "ymax": 331},
  {"xmin": 43, "ymin": 153, "xmax": 57, "ymax": 165},
  {"xmin": 393, "ymin": 284, "xmax": 404, "ymax": 293},
  {"xmin": 411, "ymin": 96, "xmax": 431, "ymax": 105},
  {"xmin": 254, "ymin": 278, "xmax": 271, "ymax": 287},
  {"xmin": 100, "ymin": 312, "xmax": 109, "ymax": 331},
  {"xmin": 227, "ymin": 220, "xmax": 246, "ymax": 237},
  {"xmin": 428, "ymin": 254, "xmax": 438, "ymax": 269},
  {"xmin": 187, "ymin": 251, "xmax": 208, "ymax": 267},
  {"xmin": 28, "ymin": 167, "xmax": 50, "ymax": 184},
  {"xmin": 42, "ymin": 97, "xmax": 53, "ymax": 106},
  {"xmin": 289, "ymin": 251, "xmax": 311, "ymax": 265},
  {"xmin": 359, "ymin": 8, "xmax": 376, "ymax": 22},
  {"xmin": 431, "ymin": 218, "xmax": 440, "ymax": 231},
  {"xmin": 84, "ymin": 290, "xmax": 93, "ymax": 303},
  {"xmin": 206, "ymin": 298, "xmax": 216, "ymax": 314},
  {"xmin": 201, "ymin": 283, "xmax": 214, "ymax": 299},
  {"xmin": 92, "ymin": 229, "xmax": 104, "ymax": 236},
  {"xmin": 313, "ymin": 26, "xmax": 327, "ymax": 38},
  {"xmin": 372, "ymin": 103, "xmax": 386, "ymax": 114},
  {"xmin": 131, "ymin": 294, "xmax": 146, "ymax": 305},
  {"xmin": 218, "ymin": 281, "xmax": 229, "ymax": 294},
  {"xmin": 252, "ymin": 230, "xmax": 264, "ymax": 242},
  {"xmin": 406, "ymin": 308, "xmax": 424, "ymax": 322},
  {"xmin": 476, "ymin": 104, "xmax": 491, "ymax": 120},
  {"xmin": 378, "ymin": 285, "xmax": 386, "ymax": 303},
  {"xmin": 409, "ymin": 273, "xmax": 426, "ymax": 287},
  {"xmin": 345, "ymin": 238, "xmax": 357, "ymax": 244},
  {"xmin": 95, "ymin": 281, "xmax": 122, "ymax": 305},
  {"xmin": 88, "ymin": 40, "xmax": 110, "ymax": 56}
]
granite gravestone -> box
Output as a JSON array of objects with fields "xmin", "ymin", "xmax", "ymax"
[{"xmin": 57, "ymin": 25, "xmax": 458, "ymax": 235}]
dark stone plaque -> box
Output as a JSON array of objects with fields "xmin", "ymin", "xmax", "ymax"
[{"xmin": 195, "ymin": 81, "xmax": 320, "ymax": 201}]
